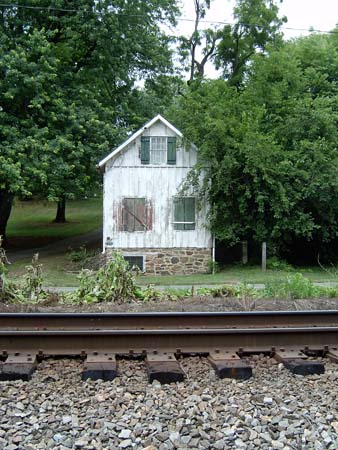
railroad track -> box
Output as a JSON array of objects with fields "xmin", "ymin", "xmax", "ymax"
[{"xmin": 1, "ymin": 310, "xmax": 338, "ymax": 383}]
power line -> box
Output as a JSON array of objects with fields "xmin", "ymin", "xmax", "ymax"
[
  {"xmin": 0, "ymin": 2, "xmax": 336, "ymax": 35},
  {"xmin": 180, "ymin": 17, "xmax": 337, "ymax": 35}
]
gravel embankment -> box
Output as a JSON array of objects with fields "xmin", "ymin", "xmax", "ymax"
[
  {"xmin": 1, "ymin": 356, "xmax": 338, "ymax": 449},
  {"xmin": 2, "ymin": 297, "xmax": 338, "ymax": 313}
]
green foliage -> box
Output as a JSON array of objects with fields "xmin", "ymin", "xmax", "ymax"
[
  {"xmin": 0, "ymin": 0, "xmax": 180, "ymax": 239},
  {"xmin": 246, "ymin": 33, "xmax": 338, "ymax": 249},
  {"xmin": 234, "ymin": 283, "xmax": 260, "ymax": 300},
  {"xmin": 7, "ymin": 197, "xmax": 102, "ymax": 238},
  {"xmin": 22, "ymin": 254, "xmax": 44, "ymax": 303},
  {"xmin": 263, "ymin": 273, "xmax": 321, "ymax": 299},
  {"xmin": 266, "ymin": 257, "xmax": 294, "ymax": 272},
  {"xmin": 0, "ymin": 240, "xmax": 46, "ymax": 303},
  {"xmin": 67, "ymin": 246, "xmax": 100, "ymax": 270},
  {"xmin": 196, "ymin": 284, "xmax": 251, "ymax": 298},
  {"xmin": 215, "ymin": 0, "xmax": 286, "ymax": 86},
  {"xmin": 134, "ymin": 284, "xmax": 160, "ymax": 302},
  {"xmin": 0, "ymin": 236, "xmax": 17, "ymax": 302},
  {"xmin": 207, "ymin": 259, "xmax": 220, "ymax": 274},
  {"xmin": 325, "ymin": 286, "xmax": 338, "ymax": 299},
  {"xmin": 172, "ymin": 31, "xmax": 338, "ymax": 256},
  {"xmin": 66, "ymin": 251, "xmax": 140, "ymax": 304}
]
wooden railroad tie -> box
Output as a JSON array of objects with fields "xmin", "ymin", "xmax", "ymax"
[
  {"xmin": 208, "ymin": 349, "xmax": 252, "ymax": 380},
  {"xmin": 0, "ymin": 352, "xmax": 37, "ymax": 381},
  {"xmin": 273, "ymin": 348, "xmax": 325, "ymax": 375},
  {"xmin": 146, "ymin": 351, "xmax": 185, "ymax": 384},
  {"xmin": 1, "ymin": 348, "xmax": 337, "ymax": 383},
  {"xmin": 82, "ymin": 352, "xmax": 117, "ymax": 381}
]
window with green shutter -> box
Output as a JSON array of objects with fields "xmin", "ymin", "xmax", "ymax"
[
  {"xmin": 173, "ymin": 197, "xmax": 195, "ymax": 230},
  {"xmin": 140, "ymin": 136, "xmax": 177, "ymax": 165}
]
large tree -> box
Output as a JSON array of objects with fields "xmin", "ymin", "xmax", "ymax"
[
  {"xmin": 246, "ymin": 32, "xmax": 338, "ymax": 255},
  {"xmin": 170, "ymin": 32, "xmax": 338, "ymax": 258},
  {"xmin": 0, "ymin": 0, "xmax": 179, "ymax": 239},
  {"xmin": 179, "ymin": 0, "xmax": 285, "ymax": 85},
  {"xmin": 215, "ymin": 0, "xmax": 286, "ymax": 87}
]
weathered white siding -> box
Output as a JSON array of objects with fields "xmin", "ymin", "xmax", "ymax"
[{"xmin": 102, "ymin": 119, "xmax": 212, "ymax": 251}]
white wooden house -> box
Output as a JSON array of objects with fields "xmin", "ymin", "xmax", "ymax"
[{"xmin": 98, "ymin": 114, "xmax": 213, "ymax": 274}]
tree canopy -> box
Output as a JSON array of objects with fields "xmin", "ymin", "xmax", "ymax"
[
  {"xmin": 170, "ymin": 30, "xmax": 338, "ymax": 259},
  {"xmin": 3, "ymin": 0, "xmax": 338, "ymax": 264},
  {"xmin": 0, "ymin": 0, "xmax": 179, "ymax": 238}
]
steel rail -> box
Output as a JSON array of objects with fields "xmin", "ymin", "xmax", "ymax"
[
  {"xmin": 0, "ymin": 312, "xmax": 337, "ymax": 357},
  {"xmin": 0, "ymin": 327, "xmax": 338, "ymax": 355},
  {"xmin": 1, "ymin": 310, "xmax": 338, "ymax": 330}
]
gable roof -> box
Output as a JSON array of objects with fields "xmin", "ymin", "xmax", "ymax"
[{"xmin": 98, "ymin": 114, "xmax": 183, "ymax": 169}]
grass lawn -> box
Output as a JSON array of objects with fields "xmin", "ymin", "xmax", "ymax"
[
  {"xmin": 7, "ymin": 197, "xmax": 102, "ymax": 239},
  {"xmin": 6, "ymin": 197, "xmax": 102, "ymax": 286},
  {"xmin": 7, "ymin": 257, "xmax": 338, "ymax": 288},
  {"xmin": 8, "ymin": 255, "xmax": 80, "ymax": 287},
  {"xmin": 137, "ymin": 265, "xmax": 338, "ymax": 286},
  {"xmin": 5, "ymin": 198, "xmax": 338, "ymax": 287}
]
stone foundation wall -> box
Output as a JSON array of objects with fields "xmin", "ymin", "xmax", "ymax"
[{"xmin": 106, "ymin": 247, "xmax": 212, "ymax": 275}]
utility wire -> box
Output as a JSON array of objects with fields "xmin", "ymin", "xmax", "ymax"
[{"xmin": 0, "ymin": 2, "xmax": 336, "ymax": 35}]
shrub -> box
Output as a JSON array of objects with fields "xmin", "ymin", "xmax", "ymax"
[
  {"xmin": 0, "ymin": 238, "xmax": 45, "ymax": 303},
  {"xmin": 207, "ymin": 259, "xmax": 220, "ymax": 274},
  {"xmin": 22, "ymin": 253, "xmax": 44, "ymax": 302},
  {"xmin": 67, "ymin": 245, "xmax": 101, "ymax": 270},
  {"xmin": 0, "ymin": 237, "xmax": 17, "ymax": 302},
  {"xmin": 264, "ymin": 273, "xmax": 321, "ymax": 299},
  {"xmin": 66, "ymin": 250, "xmax": 140, "ymax": 304},
  {"xmin": 266, "ymin": 256, "xmax": 294, "ymax": 272}
]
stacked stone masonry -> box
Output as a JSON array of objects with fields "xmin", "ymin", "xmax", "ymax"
[{"xmin": 106, "ymin": 248, "xmax": 212, "ymax": 275}]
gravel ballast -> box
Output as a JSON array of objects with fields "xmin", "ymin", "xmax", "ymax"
[
  {"xmin": 1, "ymin": 355, "xmax": 338, "ymax": 449},
  {"xmin": 1, "ymin": 296, "xmax": 338, "ymax": 313}
]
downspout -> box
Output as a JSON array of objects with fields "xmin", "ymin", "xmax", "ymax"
[{"xmin": 97, "ymin": 163, "xmax": 105, "ymax": 254}]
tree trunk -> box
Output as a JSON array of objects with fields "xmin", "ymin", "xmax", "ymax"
[
  {"xmin": 0, "ymin": 189, "xmax": 14, "ymax": 246},
  {"xmin": 54, "ymin": 195, "xmax": 67, "ymax": 223}
]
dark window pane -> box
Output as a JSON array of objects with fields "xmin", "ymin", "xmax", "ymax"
[
  {"xmin": 174, "ymin": 197, "xmax": 195, "ymax": 230},
  {"xmin": 124, "ymin": 256, "xmax": 144, "ymax": 271}
]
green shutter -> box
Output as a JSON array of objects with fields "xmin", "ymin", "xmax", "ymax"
[
  {"xmin": 167, "ymin": 137, "xmax": 177, "ymax": 165},
  {"xmin": 174, "ymin": 197, "xmax": 184, "ymax": 230},
  {"xmin": 140, "ymin": 136, "xmax": 150, "ymax": 165},
  {"xmin": 184, "ymin": 197, "xmax": 195, "ymax": 230},
  {"xmin": 174, "ymin": 197, "xmax": 195, "ymax": 230}
]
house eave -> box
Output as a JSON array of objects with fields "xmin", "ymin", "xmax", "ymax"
[{"xmin": 98, "ymin": 114, "xmax": 183, "ymax": 169}]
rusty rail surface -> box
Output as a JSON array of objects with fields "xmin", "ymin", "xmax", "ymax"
[
  {"xmin": 0, "ymin": 311, "xmax": 338, "ymax": 354},
  {"xmin": 1, "ymin": 310, "xmax": 338, "ymax": 330},
  {"xmin": 1, "ymin": 311, "xmax": 338, "ymax": 382}
]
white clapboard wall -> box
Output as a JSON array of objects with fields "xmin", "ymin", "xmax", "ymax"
[{"xmin": 102, "ymin": 117, "xmax": 212, "ymax": 250}]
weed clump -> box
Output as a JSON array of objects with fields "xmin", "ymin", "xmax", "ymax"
[
  {"xmin": 66, "ymin": 251, "xmax": 140, "ymax": 304},
  {"xmin": 67, "ymin": 245, "xmax": 102, "ymax": 270},
  {"xmin": 0, "ymin": 236, "xmax": 17, "ymax": 302},
  {"xmin": 264, "ymin": 273, "xmax": 321, "ymax": 299},
  {"xmin": 0, "ymin": 237, "xmax": 46, "ymax": 303}
]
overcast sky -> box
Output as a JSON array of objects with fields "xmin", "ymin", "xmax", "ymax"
[
  {"xmin": 178, "ymin": 0, "xmax": 338, "ymax": 37},
  {"xmin": 174, "ymin": 0, "xmax": 338, "ymax": 77}
]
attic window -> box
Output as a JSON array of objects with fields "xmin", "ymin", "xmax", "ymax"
[
  {"xmin": 150, "ymin": 137, "xmax": 166, "ymax": 164},
  {"xmin": 141, "ymin": 136, "xmax": 176, "ymax": 165}
]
